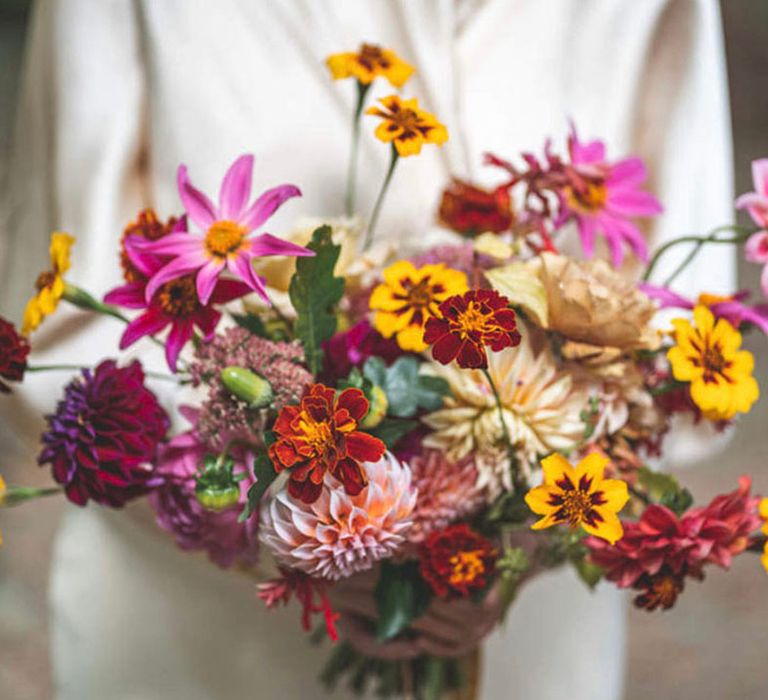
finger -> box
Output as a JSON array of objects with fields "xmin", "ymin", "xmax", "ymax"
[
  {"xmin": 337, "ymin": 615, "xmax": 422, "ymax": 661},
  {"xmin": 330, "ymin": 593, "xmax": 379, "ymax": 620},
  {"xmin": 409, "ymin": 613, "xmax": 464, "ymax": 643}
]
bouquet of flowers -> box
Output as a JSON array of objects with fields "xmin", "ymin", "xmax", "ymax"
[{"xmin": 3, "ymin": 42, "xmax": 768, "ymax": 700}]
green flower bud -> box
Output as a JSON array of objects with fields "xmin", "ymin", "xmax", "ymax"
[
  {"xmin": 360, "ymin": 384, "xmax": 388, "ymax": 428},
  {"xmin": 221, "ymin": 367, "xmax": 274, "ymax": 408},
  {"xmin": 194, "ymin": 455, "xmax": 241, "ymax": 512}
]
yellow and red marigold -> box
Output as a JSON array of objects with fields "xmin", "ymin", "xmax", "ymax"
[
  {"xmin": 23, "ymin": 232, "xmax": 75, "ymax": 335},
  {"xmin": 366, "ymin": 95, "xmax": 448, "ymax": 157},
  {"xmin": 525, "ymin": 453, "xmax": 629, "ymax": 544},
  {"xmin": 423, "ymin": 289, "xmax": 521, "ymax": 369},
  {"xmin": 419, "ymin": 523, "xmax": 497, "ymax": 598},
  {"xmin": 268, "ymin": 384, "xmax": 386, "ymax": 504},
  {"xmin": 326, "ymin": 43, "xmax": 414, "ymax": 88},
  {"xmin": 369, "ymin": 260, "xmax": 468, "ymax": 352},
  {"xmin": 439, "ymin": 179, "xmax": 514, "ymax": 236}
]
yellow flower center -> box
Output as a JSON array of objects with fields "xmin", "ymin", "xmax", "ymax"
[
  {"xmin": 298, "ymin": 412, "xmax": 333, "ymax": 452},
  {"xmin": 35, "ymin": 270, "xmax": 56, "ymax": 292},
  {"xmin": 566, "ymin": 180, "xmax": 608, "ymax": 214},
  {"xmin": 448, "ymin": 549, "xmax": 486, "ymax": 587},
  {"xmin": 205, "ymin": 221, "xmax": 246, "ymax": 258},
  {"xmin": 157, "ymin": 275, "xmax": 199, "ymax": 316},
  {"xmin": 404, "ymin": 277, "xmax": 437, "ymax": 308},
  {"xmin": 560, "ymin": 488, "xmax": 594, "ymax": 527},
  {"xmin": 453, "ymin": 302, "xmax": 496, "ymax": 339}
]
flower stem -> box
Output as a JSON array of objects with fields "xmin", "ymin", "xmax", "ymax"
[
  {"xmin": 642, "ymin": 225, "xmax": 752, "ymax": 284},
  {"xmin": 363, "ymin": 145, "xmax": 399, "ymax": 252},
  {"xmin": 1, "ymin": 485, "xmax": 63, "ymax": 507},
  {"xmin": 482, "ymin": 368, "xmax": 527, "ymax": 492},
  {"xmin": 345, "ymin": 81, "xmax": 370, "ymax": 217},
  {"xmin": 26, "ymin": 363, "xmax": 178, "ymax": 382}
]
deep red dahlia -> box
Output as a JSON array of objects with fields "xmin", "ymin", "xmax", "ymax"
[
  {"xmin": 0, "ymin": 316, "xmax": 30, "ymax": 393},
  {"xmin": 38, "ymin": 360, "xmax": 170, "ymax": 507},
  {"xmin": 438, "ymin": 179, "xmax": 514, "ymax": 236},
  {"xmin": 268, "ymin": 384, "xmax": 386, "ymax": 504},
  {"xmin": 633, "ymin": 568, "xmax": 688, "ymax": 611},
  {"xmin": 424, "ymin": 289, "xmax": 521, "ymax": 369},
  {"xmin": 419, "ymin": 523, "xmax": 497, "ymax": 598}
]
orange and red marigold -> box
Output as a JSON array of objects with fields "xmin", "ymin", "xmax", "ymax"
[
  {"xmin": 424, "ymin": 289, "xmax": 521, "ymax": 369},
  {"xmin": 268, "ymin": 384, "xmax": 386, "ymax": 504},
  {"xmin": 419, "ymin": 523, "xmax": 497, "ymax": 598}
]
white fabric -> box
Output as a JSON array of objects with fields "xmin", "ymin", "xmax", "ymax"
[{"xmin": 1, "ymin": 1, "xmax": 733, "ymax": 698}]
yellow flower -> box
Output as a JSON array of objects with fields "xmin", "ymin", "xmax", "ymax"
[
  {"xmin": 667, "ymin": 305, "xmax": 759, "ymax": 421},
  {"xmin": 369, "ymin": 260, "xmax": 467, "ymax": 352},
  {"xmin": 366, "ymin": 96, "xmax": 448, "ymax": 157},
  {"xmin": 326, "ymin": 43, "xmax": 415, "ymax": 88},
  {"xmin": 525, "ymin": 453, "xmax": 629, "ymax": 544},
  {"xmin": 760, "ymin": 497, "xmax": 768, "ymax": 573},
  {"xmin": 22, "ymin": 232, "xmax": 75, "ymax": 334}
]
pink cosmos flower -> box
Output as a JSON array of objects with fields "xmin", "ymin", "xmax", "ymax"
[
  {"xmin": 138, "ymin": 154, "xmax": 313, "ymax": 305},
  {"xmin": 562, "ymin": 126, "xmax": 662, "ymax": 267},
  {"xmin": 735, "ymin": 159, "xmax": 768, "ymax": 296},
  {"xmin": 639, "ymin": 283, "xmax": 768, "ymax": 336},
  {"xmin": 104, "ymin": 237, "xmax": 250, "ymax": 371}
]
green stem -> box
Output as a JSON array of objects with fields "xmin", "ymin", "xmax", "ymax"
[
  {"xmin": 2, "ymin": 485, "xmax": 63, "ymax": 507},
  {"xmin": 26, "ymin": 363, "xmax": 178, "ymax": 382},
  {"xmin": 345, "ymin": 81, "xmax": 370, "ymax": 217},
  {"xmin": 482, "ymin": 368, "xmax": 527, "ymax": 492},
  {"xmin": 642, "ymin": 225, "xmax": 752, "ymax": 284},
  {"xmin": 363, "ymin": 145, "xmax": 399, "ymax": 252}
]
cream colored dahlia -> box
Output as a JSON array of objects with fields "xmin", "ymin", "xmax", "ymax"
[
  {"xmin": 259, "ymin": 452, "xmax": 416, "ymax": 580},
  {"xmin": 407, "ymin": 449, "xmax": 485, "ymax": 544},
  {"xmin": 422, "ymin": 328, "xmax": 591, "ymax": 494}
]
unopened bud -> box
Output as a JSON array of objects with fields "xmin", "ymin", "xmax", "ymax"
[
  {"xmin": 221, "ymin": 367, "xmax": 274, "ymax": 408},
  {"xmin": 360, "ymin": 385, "xmax": 388, "ymax": 428},
  {"xmin": 195, "ymin": 455, "xmax": 241, "ymax": 512}
]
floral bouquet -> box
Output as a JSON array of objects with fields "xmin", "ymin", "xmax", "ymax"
[{"xmin": 3, "ymin": 42, "xmax": 768, "ymax": 700}]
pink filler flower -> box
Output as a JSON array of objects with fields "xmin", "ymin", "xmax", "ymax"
[
  {"xmin": 139, "ymin": 154, "xmax": 313, "ymax": 305},
  {"xmin": 736, "ymin": 158, "xmax": 768, "ymax": 297}
]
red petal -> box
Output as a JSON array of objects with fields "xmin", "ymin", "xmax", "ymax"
[
  {"xmin": 345, "ymin": 431, "xmax": 386, "ymax": 463},
  {"xmin": 336, "ymin": 387, "xmax": 369, "ymax": 422},
  {"xmin": 288, "ymin": 477, "xmax": 323, "ymax": 503},
  {"xmin": 430, "ymin": 332, "xmax": 461, "ymax": 365},
  {"xmin": 456, "ymin": 340, "xmax": 487, "ymax": 369},
  {"xmin": 332, "ymin": 457, "xmax": 368, "ymax": 496}
]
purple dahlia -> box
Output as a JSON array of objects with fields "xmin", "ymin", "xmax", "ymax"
[{"xmin": 39, "ymin": 359, "xmax": 169, "ymax": 507}]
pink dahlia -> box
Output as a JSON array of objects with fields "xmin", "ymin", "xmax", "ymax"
[
  {"xmin": 260, "ymin": 452, "xmax": 416, "ymax": 580},
  {"xmin": 138, "ymin": 154, "xmax": 313, "ymax": 305},
  {"xmin": 562, "ymin": 126, "xmax": 662, "ymax": 267},
  {"xmin": 407, "ymin": 449, "xmax": 485, "ymax": 544},
  {"xmin": 148, "ymin": 407, "xmax": 260, "ymax": 568},
  {"xmin": 104, "ymin": 235, "xmax": 250, "ymax": 371},
  {"xmin": 38, "ymin": 360, "xmax": 169, "ymax": 507},
  {"xmin": 735, "ymin": 159, "xmax": 768, "ymax": 296}
]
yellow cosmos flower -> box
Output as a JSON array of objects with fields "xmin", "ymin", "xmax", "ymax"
[
  {"xmin": 326, "ymin": 43, "xmax": 415, "ymax": 88},
  {"xmin": 760, "ymin": 497, "xmax": 768, "ymax": 573},
  {"xmin": 667, "ymin": 305, "xmax": 759, "ymax": 421},
  {"xmin": 369, "ymin": 260, "xmax": 468, "ymax": 352},
  {"xmin": 22, "ymin": 232, "xmax": 75, "ymax": 334},
  {"xmin": 525, "ymin": 453, "xmax": 629, "ymax": 544},
  {"xmin": 366, "ymin": 96, "xmax": 448, "ymax": 157}
]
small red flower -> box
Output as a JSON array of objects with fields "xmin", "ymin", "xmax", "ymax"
[
  {"xmin": 423, "ymin": 289, "xmax": 521, "ymax": 369},
  {"xmin": 438, "ymin": 179, "xmax": 514, "ymax": 236},
  {"xmin": 633, "ymin": 568, "xmax": 688, "ymax": 611},
  {"xmin": 120, "ymin": 209, "xmax": 179, "ymax": 283},
  {"xmin": 419, "ymin": 523, "xmax": 497, "ymax": 598},
  {"xmin": 268, "ymin": 384, "xmax": 386, "ymax": 504},
  {"xmin": 0, "ymin": 316, "xmax": 30, "ymax": 393}
]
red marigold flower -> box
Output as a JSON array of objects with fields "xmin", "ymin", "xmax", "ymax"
[
  {"xmin": 120, "ymin": 209, "xmax": 180, "ymax": 283},
  {"xmin": 587, "ymin": 476, "xmax": 762, "ymax": 609},
  {"xmin": 419, "ymin": 523, "xmax": 497, "ymax": 598},
  {"xmin": 0, "ymin": 316, "xmax": 30, "ymax": 393},
  {"xmin": 38, "ymin": 360, "xmax": 170, "ymax": 507},
  {"xmin": 633, "ymin": 567, "xmax": 688, "ymax": 611},
  {"xmin": 438, "ymin": 179, "xmax": 514, "ymax": 236},
  {"xmin": 268, "ymin": 384, "xmax": 386, "ymax": 504},
  {"xmin": 423, "ymin": 289, "xmax": 521, "ymax": 369}
]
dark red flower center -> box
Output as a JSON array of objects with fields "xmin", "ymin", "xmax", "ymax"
[
  {"xmin": 35, "ymin": 270, "xmax": 56, "ymax": 292},
  {"xmin": 157, "ymin": 275, "xmax": 200, "ymax": 317}
]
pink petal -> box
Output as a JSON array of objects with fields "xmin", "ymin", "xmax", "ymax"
[
  {"xmin": 120, "ymin": 310, "xmax": 169, "ymax": 349},
  {"xmin": 752, "ymin": 158, "xmax": 768, "ymax": 197},
  {"xmin": 165, "ymin": 320, "xmax": 194, "ymax": 372},
  {"xmin": 607, "ymin": 188, "xmax": 663, "ymax": 217},
  {"xmin": 608, "ymin": 157, "xmax": 647, "ymax": 187},
  {"xmin": 745, "ymin": 231, "xmax": 768, "ymax": 264},
  {"xmin": 218, "ymin": 154, "xmax": 254, "ymax": 220},
  {"xmin": 576, "ymin": 216, "xmax": 597, "ymax": 258},
  {"xmin": 734, "ymin": 192, "xmax": 768, "ymax": 228},
  {"xmin": 195, "ymin": 258, "xmax": 225, "ymax": 306},
  {"xmin": 638, "ymin": 283, "xmax": 693, "ymax": 310},
  {"xmin": 229, "ymin": 252, "xmax": 270, "ymax": 303},
  {"xmin": 600, "ymin": 217, "xmax": 626, "ymax": 267},
  {"xmin": 248, "ymin": 232, "xmax": 314, "ymax": 258},
  {"xmin": 145, "ymin": 252, "xmax": 206, "ymax": 301},
  {"xmin": 103, "ymin": 282, "xmax": 147, "ymax": 309},
  {"xmin": 240, "ymin": 184, "xmax": 302, "ymax": 231},
  {"xmin": 611, "ymin": 217, "xmax": 649, "ymax": 262},
  {"xmin": 762, "ymin": 264, "xmax": 768, "ymax": 298},
  {"xmin": 123, "ymin": 234, "xmax": 163, "ymax": 277},
  {"xmin": 178, "ymin": 164, "xmax": 217, "ymax": 229},
  {"xmin": 133, "ymin": 232, "xmax": 203, "ymax": 256},
  {"xmin": 195, "ymin": 307, "xmax": 222, "ymax": 338}
]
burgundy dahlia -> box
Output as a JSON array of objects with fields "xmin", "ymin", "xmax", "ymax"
[
  {"xmin": 438, "ymin": 179, "xmax": 514, "ymax": 235},
  {"xmin": 0, "ymin": 316, "xmax": 30, "ymax": 393},
  {"xmin": 38, "ymin": 360, "xmax": 170, "ymax": 507}
]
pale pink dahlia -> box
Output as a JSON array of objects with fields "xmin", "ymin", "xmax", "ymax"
[
  {"xmin": 260, "ymin": 452, "xmax": 416, "ymax": 580},
  {"xmin": 736, "ymin": 158, "xmax": 768, "ymax": 296},
  {"xmin": 407, "ymin": 449, "xmax": 485, "ymax": 544}
]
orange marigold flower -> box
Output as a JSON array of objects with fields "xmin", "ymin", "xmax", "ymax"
[
  {"xmin": 120, "ymin": 209, "xmax": 179, "ymax": 282},
  {"xmin": 326, "ymin": 43, "xmax": 414, "ymax": 88},
  {"xmin": 419, "ymin": 523, "xmax": 497, "ymax": 598},
  {"xmin": 268, "ymin": 384, "xmax": 386, "ymax": 504},
  {"xmin": 423, "ymin": 289, "xmax": 521, "ymax": 369},
  {"xmin": 366, "ymin": 96, "xmax": 448, "ymax": 157}
]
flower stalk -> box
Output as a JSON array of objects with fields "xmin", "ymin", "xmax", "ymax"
[
  {"xmin": 1, "ymin": 484, "xmax": 63, "ymax": 507},
  {"xmin": 363, "ymin": 145, "xmax": 399, "ymax": 251},
  {"xmin": 345, "ymin": 81, "xmax": 371, "ymax": 216}
]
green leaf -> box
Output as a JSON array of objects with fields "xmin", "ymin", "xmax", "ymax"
[
  {"xmin": 363, "ymin": 356, "xmax": 449, "ymax": 418},
  {"xmin": 366, "ymin": 418, "xmax": 418, "ymax": 449},
  {"xmin": 374, "ymin": 560, "xmax": 432, "ymax": 642},
  {"xmin": 637, "ymin": 467, "xmax": 693, "ymax": 515},
  {"xmin": 238, "ymin": 452, "xmax": 277, "ymax": 522},
  {"xmin": 288, "ymin": 226, "xmax": 345, "ymax": 374},
  {"xmin": 231, "ymin": 312, "xmax": 269, "ymax": 338},
  {"xmin": 573, "ymin": 557, "xmax": 603, "ymax": 590}
]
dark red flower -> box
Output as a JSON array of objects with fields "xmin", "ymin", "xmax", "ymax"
[
  {"xmin": 38, "ymin": 360, "xmax": 170, "ymax": 507},
  {"xmin": 633, "ymin": 568, "xmax": 688, "ymax": 611},
  {"xmin": 0, "ymin": 316, "xmax": 30, "ymax": 393},
  {"xmin": 419, "ymin": 523, "xmax": 497, "ymax": 598},
  {"xmin": 120, "ymin": 209, "xmax": 180, "ymax": 282},
  {"xmin": 321, "ymin": 319, "xmax": 404, "ymax": 382},
  {"xmin": 268, "ymin": 384, "xmax": 386, "ymax": 503},
  {"xmin": 423, "ymin": 289, "xmax": 521, "ymax": 369},
  {"xmin": 438, "ymin": 179, "xmax": 514, "ymax": 236}
]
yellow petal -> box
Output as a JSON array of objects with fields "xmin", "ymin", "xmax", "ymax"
[
  {"xmin": 395, "ymin": 322, "xmax": 428, "ymax": 352},
  {"xmin": 693, "ymin": 304, "xmax": 715, "ymax": 335},
  {"xmin": 762, "ymin": 543, "xmax": 768, "ymax": 574},
  {"xmin": 530, "ymin": 513, "xmax": 558, "ymax": 531},
  {"xmin": 524, "ymin": 485, "xmax": 558, "ymax": 516},
  {"xmin": 394, "ymin": 135, "xmax": 424, "ymax": 157},
  {"xmin": 540, "ymin": 453, "xmax": 573, "ymax": 487},
  {"xmin": 326, "ymin": 53, "xmax": 353, "ymax": 80},
  {"xmin": 50, "ymin": 232, "xmax": 75, "ymax": 274},
  {"xmin": 22, "ymin": 297, "xmax": 43, "ymax": 334},
  {"xmin": 759, "ymin": 497, "xmax": 768, "ymax": 521},
  {"xmin": 667, "ymin": 345, "xmax": 699, "ymax": 382},
  {"xmin": 596, "ymin": 478, "xmax": 629, "ymax": 513},
  {"xmin": 731, "ymin": 375, "xmax": 759, "ymax": 415},
  {"xmin": 425, "ymin": 123, "xmax": 449, "ymax": 146},
  {"xmin": 583, "ymin": 510, "xmax": 624, "ymax": 545},
  {"xmin": 575, "ymin": 452, "xmax": 609, "ymax": 486},
  {"xmin": 374, "ymin": 121, "xmax": 401, "ymax": 144},
  {"xmin": 369, "ymin": 283, "xmax": 404, "ymax": 312},
  {"xmin": 382, "ymin": 260, "xmax": 417, "ymax": 289},
  {"xmin": 729, "ymin": 349, "xmax": 755, "ymax": 377}
]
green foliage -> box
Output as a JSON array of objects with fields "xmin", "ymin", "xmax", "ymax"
[
  {"xmin": 496, "ymin": 546, "xmax": 531, "ymax": 615},
  {"xmin": 288, "ymin": 226, "xmax": 345, "ymax": 374},
  {"xmin": 573, "ymin": 557, "xmax": 604, "ymax": 590},
  {"xmin": 638, "ymin": 466, "xmax": 693, "ymax": 515},
  {"xmin": 374, "ymin": 560, "xmax": 432, "ymax": 642},
  {"xmin": 363, "ymin": 356, "xmax": 448, "ymax": 418},
  {"xmin": 238, "ymin": 452, "xmax": 277, "ymax": 522},
  {"xmin": 366, "ymin": 418, "xmax": 419, "ymax": 449},
  {"xmin": 484, "ymin": 491, "xmax": 530, "ymax": 525},
  {"xmin": 230, "ymin": 312, "xmax": 269, "ymax": 337}
]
